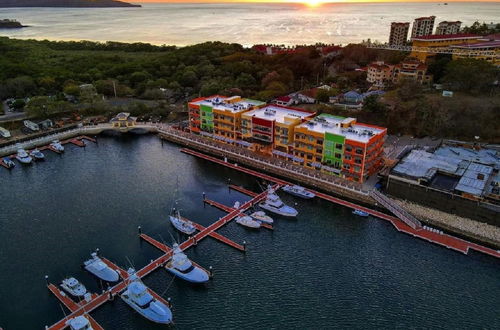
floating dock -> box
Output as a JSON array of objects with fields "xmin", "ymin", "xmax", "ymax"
[
  {"xmin": 46, "ymin": 184, "xmax": 275, "ymax": 329},
  {"xmin": 180, "ymin": 148, "xmax": 500, "ymax": 259}
]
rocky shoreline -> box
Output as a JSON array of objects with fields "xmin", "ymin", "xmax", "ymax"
[{"xmin": 0, "ymin": 19, "xmax": 26, "ymax": 29}]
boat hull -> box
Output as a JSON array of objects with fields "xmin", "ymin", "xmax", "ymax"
[
  {"xmin": 16, "ymin": 156, "xmax": 32, "ymax": 164},
  {"xmin": 165, "ymin": 266, "xmax": 209, "ymax": 284},
  {"xmin": 169, "ymin": 216, "xmax": 196, "ymax": 235},
  {"xmin": 259, "ymin": 204, "xmax": 298, "ymax": 217},
  {"xmin": 282, "ymin": 189, "xmax": 315, "ymax": 199},
  {"xmin": 84, "ymin": 265, "xmax": 120, "ymax": 282},
  {"xmin": 121, "ymin": 293, "xmax": 172, "ymax": 324}
]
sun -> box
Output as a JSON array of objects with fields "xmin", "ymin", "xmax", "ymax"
[{"xmin": 304, "ymin": 0, "xmax": 323, "ymax": 7}]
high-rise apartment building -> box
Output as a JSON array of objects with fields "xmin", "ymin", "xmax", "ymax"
[
  {"xmin": 435, "ymin": 21, "xmax": 462, "ymax": 35},
  {"xmin": 411, "ymin": 16, "xmax": 436, "ymax": 39},
  {"xmin": 389, "ymin": 22, "xmax": 410, "ymax": 46}
]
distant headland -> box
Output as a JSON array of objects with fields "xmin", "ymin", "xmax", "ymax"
[
  {"xmin": 0, "ymin": 0, "xmax": 141, "ymax": 8},
  {"xmin": 0, "ymin": 19, "xmax": 27, "ymax": 28}
]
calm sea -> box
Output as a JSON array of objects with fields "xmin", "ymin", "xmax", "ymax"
[
  {"xmin": 0, "ymin": 2, "xmax": 498, "ymax": 46},
  {"xmin": 0, "ymin": 135, "xmax": 499, "ymax": 329}
]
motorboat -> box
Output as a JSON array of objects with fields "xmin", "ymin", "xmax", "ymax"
[
  {"xmin": 121, "ymin": 268, "xmax": 173, "ymax": 324},
  {"xmin": 352, "ymin": 209, "xmax": 369, "ymax": 217},
  {"xmin": 83, "ymin": 252, "xmax": 120, "ymax": 282},
  {"xmin": 165, "ymin": 243, "xmax": 210, "ymax": 284},
  {"xmin": 282, "ymin": 185, "xmax": 315, "ymax": 199},
  {"xmin": 50, "ymin": 140, "xmax": 65, "ymax": 152},
  {"xmin": 30, "ymin": 148, "xmax": 45, "ymax": 160},
  {"xmin": 15, "ymin": 149, "xmax": 32, "ymax": 164},
  {"xmin": 2, "ymin": 157, "xmax": 15, "ymax": 168},
  {"xmin": 249, "ymin": 211, "xmax": 274, "ymax": 224},
  {"xmin": 60, "ymin": 277, "xmax": 87, "ymax": 297},
  {"xmin": 259, "ymin": 192, "xmax": 298, "ymax": 217},
  {"xmin": 66, "ymin": 315, "xmax": 93, "ymax": 330},
  {"xmin": 235, "ymin": 215, "xmax": 261, "ymax": 229},
  {"xmin": 169, "ymin": 208, "xmax": 196, "ymax": 235}
]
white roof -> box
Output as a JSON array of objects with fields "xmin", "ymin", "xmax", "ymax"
[
  {"xmin": 455, "ymin": 162, "xmax": 494, "ymax": 196},
  {"xmin": 192, "ymin": 96, "xmax": 262, "ymax": 114},
  {"xmin": 243, "ymin": 105, "xmax": 311, "ymax": 124},
  {"xmin": 297, "ymin": 115, "xmax": 384, "ymax": 143}
]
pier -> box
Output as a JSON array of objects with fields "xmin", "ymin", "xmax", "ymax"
[
  {"xmin": 180, "ymin": 148, "xmax": 500, "ymax": 259},
  {"xmin": 46, "ymin": 182, "xmax": 275, "ymax": 329}
]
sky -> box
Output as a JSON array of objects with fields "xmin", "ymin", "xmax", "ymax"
[{"xmin": 131, "ymin": 0, "xmax": 500, "ymax": 3}]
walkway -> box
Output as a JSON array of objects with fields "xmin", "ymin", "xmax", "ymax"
[{"xmin": 180, "ymin": 148, "xmax": 500, "ymax": 259}]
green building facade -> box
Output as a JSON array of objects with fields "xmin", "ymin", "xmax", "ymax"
[
  {"xmin": 322, "ymin": 131, "xmax": 345, "ymax": 170},
  {"xmin": 200, "ymin": 104, "xmax": 214, "ymax": 132}
]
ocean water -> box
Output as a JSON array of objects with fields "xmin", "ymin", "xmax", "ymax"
[
  {"xmin": 0, "ymin": 2, "xmax": 499, "ymax": 46},
  {"xmin": 0, "ymin": 134, "xmax": 499, "ymax": 329}
]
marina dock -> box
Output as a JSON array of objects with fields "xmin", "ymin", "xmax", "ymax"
[
  {"xmin": 45, "ymin": 183, "xmax": 275, "ymax": 329},
  {"xmin": 180, "ymin": 148, "xmax": 500, "ymax": 259}
]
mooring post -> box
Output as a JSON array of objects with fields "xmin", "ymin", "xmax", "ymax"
[
  {"xmin": 45, "ymin": 275, "xmax": 49, "ymax": 285},
  {"xmin": 138, "ymin": 226, "xmax": 142, "ymax": 234},
  {"xmin": 243, "ymin": 240, "xmax": 247, "ymax": 253},
  {"xmin": 167, "ymin": 297, "xmax": 172, "ymax": 308},
  {"xmin": 95, "ymin": 247, "xmax": 100, "ymax": 256},
  {"xmin": 209, "ymin": 265, "xmax": 213, "ymax": 277}
]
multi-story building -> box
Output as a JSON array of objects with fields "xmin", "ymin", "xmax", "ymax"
[
  {"xmin": 435, "ymin": 21, "xmax": 462, "ymax": 35},
  {"xmin": 293, "ymin": 114, "xmax": 386, "ymax": 183},
  {"xmin": 240, "ymin": 105, "xmax": 315, "ymax": 154},
  {"xmin": 389, "ymin": 22, "xmax": 410, "ymax": 46},
  {"xmin": 411, "ymin": 16, "xmax": 436, "ymax": 39},
  {"xmin": 392, "ymin": 58, "xmax": 433, "ymax": 86},
  {"xmin": 451, "ymin": 34, "xmax": 500, "ymax": 66},
  {"xmin": 366, "ymin": 61, "xmax": 394, "ymax": 87},
  {"xmin": 188, "ymin": 95, "xmax": 264, "ymax": 136},
  {"xmin": 410, "ymin": 33, "xmax": 479, "ymax": 62}
]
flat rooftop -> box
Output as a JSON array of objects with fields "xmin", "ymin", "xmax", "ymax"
[
  {"xmin": 243, "ymin": 105, "xmax": 313, "ymax": 124},
  {"xmin": 190, "ymin": 96, "xmax": 264, "ymax": 114},
  {"xmin": 297, "ymin": 114, "xmax": 385, "ymax": 143}
]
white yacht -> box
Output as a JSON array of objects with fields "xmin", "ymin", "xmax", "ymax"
[
  {"xmin": 50, "ymin": 140, "xmax": 65, "ymax": 152},
  {"xmin": 66, "ymin": 315, "xmax": 93, "ymax": 330},
  {"xmin": 235, "ymin": 215, "xmax": 261, "ymax": 229},
  {"xmin": 15, "ymin": 149, "xmax": 32, "ymax": 164},
  {"xmin": 259, "ymin": 192, "xmax": 298, "ymax": 217},
  {"xmin": 165, "ymin": 243, "xmax": 210, "ymax": 284},
  {"xmin": 121, "ymin": 268, "xmax": 173, "ymax": 324},
  {"xmin": 30, "ymin": 148, "xmax": 45, "ymax": 160},
  {"xmin": 169, "ymin": 208, "xmax": 196, "ymax": 235},
  {"xmin": 2, "ymin": 157, "xmax": 15, "ymax": 168},
  {"xmin": 353, "ymin": 209, "xmax": 369, "ymax": 217},
  {"xmin": 83, "ymin": 252, "xmax": 120, "ymax": 282},
  {"xmin": 60, "ymin": 277, "xmax": 87, "ymax": 297},
  {"xmin": 282, "ymin": 185, "xmax": 315, "ymax": 199},
  {"xmin": 249, "ymin": 211, "xmax": 274, "ymax": 224}
]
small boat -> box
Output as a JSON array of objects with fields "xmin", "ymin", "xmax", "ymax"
[
  {"xmin": 60, "ymin": 277, "xmax": 87, "ymax": 297},
  {"xmin": 249, "ymin": 211, "xmax": 273, "ymax": 224},
  {"xmin": 30, "ymin": 148, "xmax": 45, "ymax": 160},
  {"xmin": 352, "ymin": 209, "xmax": 369, "ymax": 217},
  {"xmin": 15, "ymin": 149, "xmax": 32, "ymax": 164},
  {"xmin": 169, "ymin": 208, "xmax": 196, "ymax": 235},
  {"xmin": 83, "ymin": 252, "xmax": 120, "ymax": 282},
  {"xmin": 50, "ymin": 140, "xmax": 65, "ymax": 152},
  {"xmin": 165, "ymin": 243, "xmax": 210, "ymax": 284},
  {"xmin": 259, "ymin": 188, "xmax": 298, "ymax": 217},
  {"xmin": 121, "ymin": 268, "xmax": 173, "ymax": 324},
  {"xmin": 282, "ymin": 185, "xmax": 315, "ymax": 199},
  {"xmin": 2, "ymin": 157, "xmax": 15, "ymax": 168},
  {"xmin": 66, "ymin": 315, "xmax": 93, "ymax": 330},
  {"xmin": 235, "ymin": 215, "xmax": 261, "ymax": 229}
]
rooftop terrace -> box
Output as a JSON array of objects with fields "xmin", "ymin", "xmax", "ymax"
[
  {"xmin": 191, "ymin": 96, "xmax": 264, "ymax": 114},
  {"xmin": 243, "ymin": 105, "xmax": 313, "ymax": 124}
]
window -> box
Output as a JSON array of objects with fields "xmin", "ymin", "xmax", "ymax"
[
  {"xmin": 355, "ymin": 148, "xmax": 364, "ymax": 155},
  {"xmin": 355, "ymin": 158, "xmax": 362, "ymax": 164},
  {"xmin": 335, "ymin": 153, "xmax": 342, "ymax": 159},
  {"xmin": 345, "ymin": 155, "xmax": 351, "ymax": 160},
  {"xmin": 345, "ymin": 146, "xmax": 352, "ymax": 152},
  {"xmin": 336, "ymin": 143, "xmax": 343, "ymax": 150}
]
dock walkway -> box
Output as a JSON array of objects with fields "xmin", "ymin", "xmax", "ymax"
[{"xmin": 180, "ymin": 148, "xmax": 500, "ymax": 259}]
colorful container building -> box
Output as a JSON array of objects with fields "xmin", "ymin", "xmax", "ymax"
[
  {"xmin": 241, "ymin": 105, "xmax": 315, "ymax": 154},
  {"xmin": 293, "ymin": 114, "xmax": 386, "ymax": 182},
  {"xmin": 188, "ymin": 95, "xmax": 265, "ymax": 138}
]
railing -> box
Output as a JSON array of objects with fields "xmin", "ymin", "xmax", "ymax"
[
  {"xmin": 370, "ymin": 189, "xmax": 422, "ymax": 229},
  {"xmin": 366, "ymin": 43, "xmax": 499, "ymax": 58},
  {"xmin": 156, "ymin": 125, "xmax": 370, "ymax": 196}
]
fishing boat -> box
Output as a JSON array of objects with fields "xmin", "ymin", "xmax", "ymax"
[
  {"xmin": 66, "ymin": 315, "xmax": 93, "ymax": 330},
  {"xmin": 50, "ymin": 140, "xmax": 65, "ymax": 152},
  {"xmin": 249, "ymin": 211, "xmax": 274, "ymax": 224},
  {"xmin": 83, "ymin": 252, "xmax": 120, "ymax": 282},
  {"xmin": 30, "ymin": 148, "xmax": 45, "ymax": 160},
  {"xmin": 60, "ymin": 277, "xmax": 87, "ymax": 297},
  {"xmin": 235, "ymin": 215, "xmax": 261, "ymax": 229},
  {"xmin": 259, "ymin": 189, "xmax": 298, "ymax": 217},
  {"xmin": 282, "ymin": 185, "xmax": 315, "ymax": 199},
  {"xmin": 121, "ymin": 268, "xmax": 173, "ymax": 324},
  {"xmin": 352, "ymin": 209, "xmax": 369, "ymax": 217},
  {"xmin": 2, "ymin": 157, "xmax": 15, "ymax": 168},
  {"xmin": 169, "ymin": 208, "xmax": 196, "ymax": 235},
  {"xmin": 165, "ymin": 243, "xmax": 210, "ymax": 284},
  {"xmin": 15, "ymin": 148, "xmax": 32, "ymax": 164}
]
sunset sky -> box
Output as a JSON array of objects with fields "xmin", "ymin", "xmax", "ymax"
[{"xmin": 131, "ymin": 0, "xmax": 499, "ymax": 2}]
